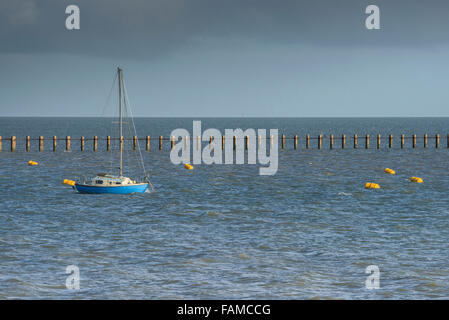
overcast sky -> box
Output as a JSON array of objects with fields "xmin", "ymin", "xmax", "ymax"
[{"xmin": 1, "ymin": 0, "xmax": 448, "ymax": 117}]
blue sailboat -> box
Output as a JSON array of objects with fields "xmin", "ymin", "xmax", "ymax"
[{"xmin": 74, "ymin": 68, "xmax": 150, "ymax": 194}]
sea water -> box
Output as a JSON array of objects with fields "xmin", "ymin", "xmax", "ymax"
[{"xmin": 0, "ymin": 117, "xmax": 448, "ymax": 299}]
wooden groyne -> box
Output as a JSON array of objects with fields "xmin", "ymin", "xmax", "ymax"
[{"xmin": 0, "ymin": 134, "xmax": 447, "ymax": 151}]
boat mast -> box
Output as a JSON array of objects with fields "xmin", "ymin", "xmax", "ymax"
[{"xmin": 118, "ymin": 67, "xmax": 123, "ymax": 177}]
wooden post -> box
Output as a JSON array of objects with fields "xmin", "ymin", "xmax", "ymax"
[
  {"xmin": 171, "ymin": 136, "xmax": 175, "ymax": 149},
  {"xmin": 185, "ymin": 135, "xmax": 189, "ymax": 150},
  {"xmin": 11, "ymin": 136, "xmax": 16, "ymax": 152},
  {"xmin": 353, "ymin": 134, "xmax": 358, "ymax": 149},
  {"xmin": 66, "ymin": 136, "xmax": 71, "ymax": 151},
  {"xmin": 376, "ymin": 134, "xmax": 381, "ymax": 149},
  {"xmin": 159, "ymin": 136, "xmax": 163, "ymax": 150},
  {"xmin": 342, "ymin": 134, "xmax": 346, "ymax": 149},
  {"xmin": 389, "ymin": 134, "xmax": 393, "ymax": 148},
  {"xmin": 436, "ymin": 134, "xmax": 440, "ymax": 149},
  {"xmin": 233, "ymin": 136, "xmax": 237, "ymax": 150},
  {"xmin": 318, "ymin": 134, "xmax": 322, "ymax": 149},
  {"xmin": 53, "ymin": 136, "xmax": 57, "ymax": 151},
  {"xmin": 270, "ymin": 135, "xmax": 274, "ymax": 149},
  {"xmin": 412, "ymin": 134, "xmax": 416, "ymax": 148},
  {"xmin": 245, "ymin": 136, "xmax": 249, "ymax": 150},
  {"xmin": 107, "ymin": 136, "xmax": 111, "ymax": 151},
  {"xmin": 39, "ymin": 136, "xmax": 43, "ymax": 152},
  {"xmin": 306, "ymin": 134, "xmax": 310, "ymax": 149},
  {"xmin": 132, "ymin": 136, "xmax": 137, "ymax": 150},
  {"xmin": 94, "ymin": 136, "xmax": 98, "ymax": 151},
  {"xmin": 447, "ymin": 134, "xmax": 449, "ymax": 148},
  {"xmin": 80, "ymin": 136, "xmax": 84, "ymax": 151},
  {"xmin": 401, "ymin": 134, "xmax": 405, "ymax": 149},
  {"xmin": 365, "ymin": 134, "xmax": 369, "ymax": 149},
  {"xmin": 0, "ymin": 136, "xmax": 2, "ymax": 152},
  {"xmin": 146, "ymin": 136, "xmax": 150, "ymax": 151},
  {"xmin": 294, "ymin": 135, "xmax": 298, "ymax": 150},
  {"xmin": 222, "ymin": 135, "xmax": 225, "ymax": 150},
  {"xmin": 26, "ymin": 136, "xmax": 30, "ymax": 151},
  {"xmin": 281, "ymin": 134, "xmax": 285, "ymax": 150},
  {"xmin": 329, "ymin": 134, "xmax": 334, "ymax": 149},
  {"xmin": 424, "ymin": 134, "xmax": 428, "ymax": 148}
]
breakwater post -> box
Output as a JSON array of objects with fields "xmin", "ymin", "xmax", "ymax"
[
  {"xmin": 133, "ymin": 136, "xmax": 138, "ymax": 150},
  {"xmin": 11, "ymin": 136, "xmax": 16, "ymax": 152},
  {"xmin": 39, "ymin": 136, "xmax": 43, "ymax": 151},
  {"xmin": 1, "ymin": 134, "xmax": 448, "ymax": 152},
  {"xmin": 26, "ymin": 136, "xmax": 30, "ymax": 151}
]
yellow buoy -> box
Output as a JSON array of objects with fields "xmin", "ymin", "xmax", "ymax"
[
  {"xmin": 384, "ymin": 168, "xmax": 395, "ymax": 175},
  {"xmin": 410, "ymin": 176, "xmax": 423, "ymax": 183},
  {"xmin": 365, "ymin": 182, "xmax": 380, "ymax": 189},
  {"xmin": 184, "ymin": 163, "xmax": 194, "ymax": 170},
  {"xmin": 63, "ymin": 179, "xmax": 76, "ymax": 186},
  {"xmin": 28, "ymin": 160, "xmax": 38, "ymax": 166}
]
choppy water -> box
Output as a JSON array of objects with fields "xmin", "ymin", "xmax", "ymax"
[{"xmin": 0, "ymin": 117, "xmax": 448, "ymax": 299}]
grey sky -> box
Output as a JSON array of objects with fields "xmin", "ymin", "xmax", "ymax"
[{"xmin": 1, "ymin": 0, "xmax": 448, "ymax": 116}]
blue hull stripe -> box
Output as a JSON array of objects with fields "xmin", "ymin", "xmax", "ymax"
[{"xmin": 75, "ymin": 183, "xmax": 148, "ymax": 194}]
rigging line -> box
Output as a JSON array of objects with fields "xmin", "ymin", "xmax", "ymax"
[
  {"xmin": 122, "ymin": 79, "xmax": 146, "ymax": 175},
  {"xmin": 123, "ymin": 90, "xmax": 151, "ymax": 186},
  {"xmin": 122, "ymin": 78, "xmax": 155, "ymax": 192},
  {"xmin": 109, "ymin": 91, "xmax": 118, "ymax": 173},
  {"xmin": 107, "ymin": 72, "xmax": 119, "ymax": 174},
  {"xmin": 66, "ymin": 72, "xmax": 114, "ymax": 179},
  {"xmin": 120, "ymin": 79, "xmax": 138, "ymax": 173},
  {"xmin": 101, "ymin": 71, "xmax": 118, "ymax": 117}
]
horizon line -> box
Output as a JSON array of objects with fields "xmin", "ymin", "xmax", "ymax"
[{"xmin": 1, "ymin": 116, "xmax": 449, "ymax": 119}]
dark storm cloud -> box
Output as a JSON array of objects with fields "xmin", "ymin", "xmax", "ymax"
[{"xmin": 1, "ymin": 0, "xmax": 448, "ymax": 59}]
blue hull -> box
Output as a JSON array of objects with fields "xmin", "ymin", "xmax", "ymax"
[{"xmin": 75, "ymin": 183, "xmax": 148, "ymax": 194}]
